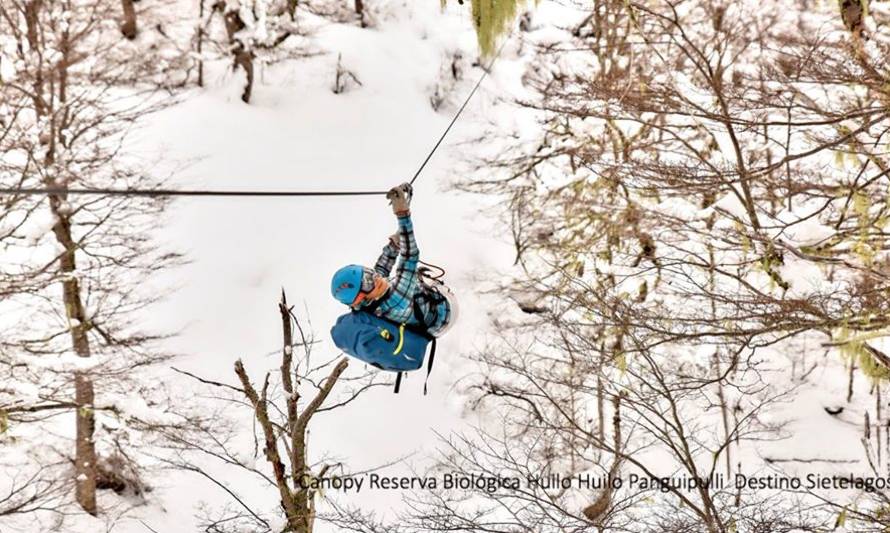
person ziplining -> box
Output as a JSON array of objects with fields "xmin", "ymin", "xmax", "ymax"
[
  {"xmin": 0, "ymin": 26, "xmax": 514, "ymax": 396},
  {"xmin": 329, "ymin": 183, "xmax": 458, "ymax": 394}
]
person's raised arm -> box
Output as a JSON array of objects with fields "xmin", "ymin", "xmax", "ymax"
[
  {"xmin": 395, "ymin": 214, "xmax": 419, "ymax": 269},
  {"xmin": 387, "ymin": 184, "xmax": 420, "ymax": 296}
]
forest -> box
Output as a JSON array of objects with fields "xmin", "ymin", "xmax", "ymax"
[{"xmin": 2, "ymin": 0, "xmax": 890, "ymax": 532}]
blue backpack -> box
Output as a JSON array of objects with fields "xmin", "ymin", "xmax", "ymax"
[{"xmin": 330, "ymin": 310, "xmax": 437, "ymax": 394}]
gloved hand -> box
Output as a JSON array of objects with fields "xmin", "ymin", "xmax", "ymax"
[{"xmin": 386, "ymin": 182, "xmax": 413, "ymax": 216}]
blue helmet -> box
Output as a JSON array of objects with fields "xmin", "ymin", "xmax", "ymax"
[{"xmin": 331, "ymin": 265, "xmax": 365, "ymax": 305}]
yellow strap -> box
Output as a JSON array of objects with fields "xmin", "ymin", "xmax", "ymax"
[{"xmin": 393, "ymin": 324, "xmax": 406, "ymax": 355}]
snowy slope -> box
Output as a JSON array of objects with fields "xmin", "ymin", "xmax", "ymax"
[
  {"xmin": 5, "ymin": 1, "xmax": 883, "ymax": 531},
  {"xmin": 109, "ymin": 3, "xmax": 518, "ymax": 531}
]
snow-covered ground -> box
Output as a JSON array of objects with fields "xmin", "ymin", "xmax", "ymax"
[
  {"xmin": 114, "ymin": 3, "xmax": 518, "ymax": 531},
  {"xmin": 4, "ymin": 1, "xmax": 886, "ymax": 531}
]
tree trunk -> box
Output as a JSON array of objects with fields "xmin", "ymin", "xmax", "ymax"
[
  {"xmin": 596, "ymin": 373, "xmax": 605, "ymax": 454},
  {"xmin": 50, "ymin": 199, "xmax": 97, "ymax": 515},
  {"xmin": 876, "ymin": 385, "xmax": 883, "ymax": 469},
  {"xmin": 355, "ymin": 0, "xmax": 366, "ymax": 27},
  {"xmin": 197, "ymin": 0, "xmax": 205, "ymax": 87},
  {"xmin": 222, "ymin": 9, "xmax": 254, "ymax": 103},
  {"xmin": 74, "ymin": 376, "xmax": 97, "ymax": 514},
  {"xmin": 121, "ymin": 0, "xmax": 137, "ymax": 39},
  {"xmin": 30, "ymin": 0, "xmax": 97, "ymax": 512},
  {"xmin": 234, "ymin": 48, "xmax": 254, "ymax": 103},
  {"xmin": 713, "ymin": 353, "xmax": 732, "ymax": 479}
]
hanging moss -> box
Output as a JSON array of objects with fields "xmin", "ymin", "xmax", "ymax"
[
  {"xmin": 836, "ymin": 326, "xmax": 890, "ymax": 381},
  {"xmin": 441, "ymin": 0, "xmax": 523, "ymax": 56},
  {"xmin": 857, "ymin": 347, "xmax": 890, "ymax": 381},
  {"xmin": 469, "ymin": 0, "xmax": 524, "ymax": 57}
]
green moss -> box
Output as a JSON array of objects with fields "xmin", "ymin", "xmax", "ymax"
[
  {"xmin": 441, "ymin": 0, "xmax": 527, "ymax": 57},
  {"xmin": 836, "ymin": 326, "xmax": 890, "ymax": 381},
  {"xmin": 471, "ymin": 0, "xmax": 523, "ymax": 57},
  {"xmin": 858, "ymin": 347, "xmax": 890, "ymax": 380}
]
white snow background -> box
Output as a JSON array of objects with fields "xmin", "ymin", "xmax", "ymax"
[
  {"xmin": 2, "ymin": 0, "xmax": 882, "ymax": 531},
  {"xmin": 117, "ymin": 2, "xmax": 518, "ymax": 531}
]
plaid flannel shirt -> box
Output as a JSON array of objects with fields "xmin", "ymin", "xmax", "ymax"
[{"xmin": 371, "ymin": 214, "xmax": 423, "ymax": 325}]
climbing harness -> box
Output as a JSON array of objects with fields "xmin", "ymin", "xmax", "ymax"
[
  {"xmin": 393, "ymin": 269, "xmax": 454, "ymax": 395},
  {"xmin": 418, "ymin": 260, "xmax": 447, "ymax": 282},
  {"xmin": 392, "ymin": 290, "xmax": 443, "ymax": 395}
]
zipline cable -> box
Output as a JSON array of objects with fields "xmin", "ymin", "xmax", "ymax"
[
  {"xmin": 0, "ymin": 30, "xmax": 514, "ymax": 199},
  {"xmin": 0, "ymin": 187, "xmax": 386, "ymax": 197},
  {"xmin": 408, "ymin": 31, "xmax": 514, "ymax": 186}
]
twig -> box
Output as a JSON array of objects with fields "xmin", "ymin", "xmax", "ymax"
[
  {"xmin": 171, "ymin": 366, "xmax": 244, "ymax": 395},
  {"xmin": 178, "ymin": 464, "xmax": 269, "ymax": 528},
  {"xmin": 763, "ymin": 457, "xmax": 859, "ymax": 464}
]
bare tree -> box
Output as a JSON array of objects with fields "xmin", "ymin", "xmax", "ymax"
[
  {"xmin": 464, "ymin": 0, "xmax": 890, "ymax": 370},
  {"xmin": 435, "ymin": 0, "xmax": 890, "ymax": 530},
  {"xmin": 206, "ymin": 0, "xmax": 309, "ymax": 103},
  {"xmin": 0, "ymin": 0, "xmax": 187, "ymax": 519},
  {"xmin": 168, "ymin": 291, "xmax": 389, "ymax": 533}
]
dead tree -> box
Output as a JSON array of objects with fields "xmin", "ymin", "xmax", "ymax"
[
  {"xmin": 233, "ymin": 295, "xmax": 348, "ymax": 533},
  {"xmin": 171, "ymin": 291, "xmax": 387, "ymax": 533}
]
